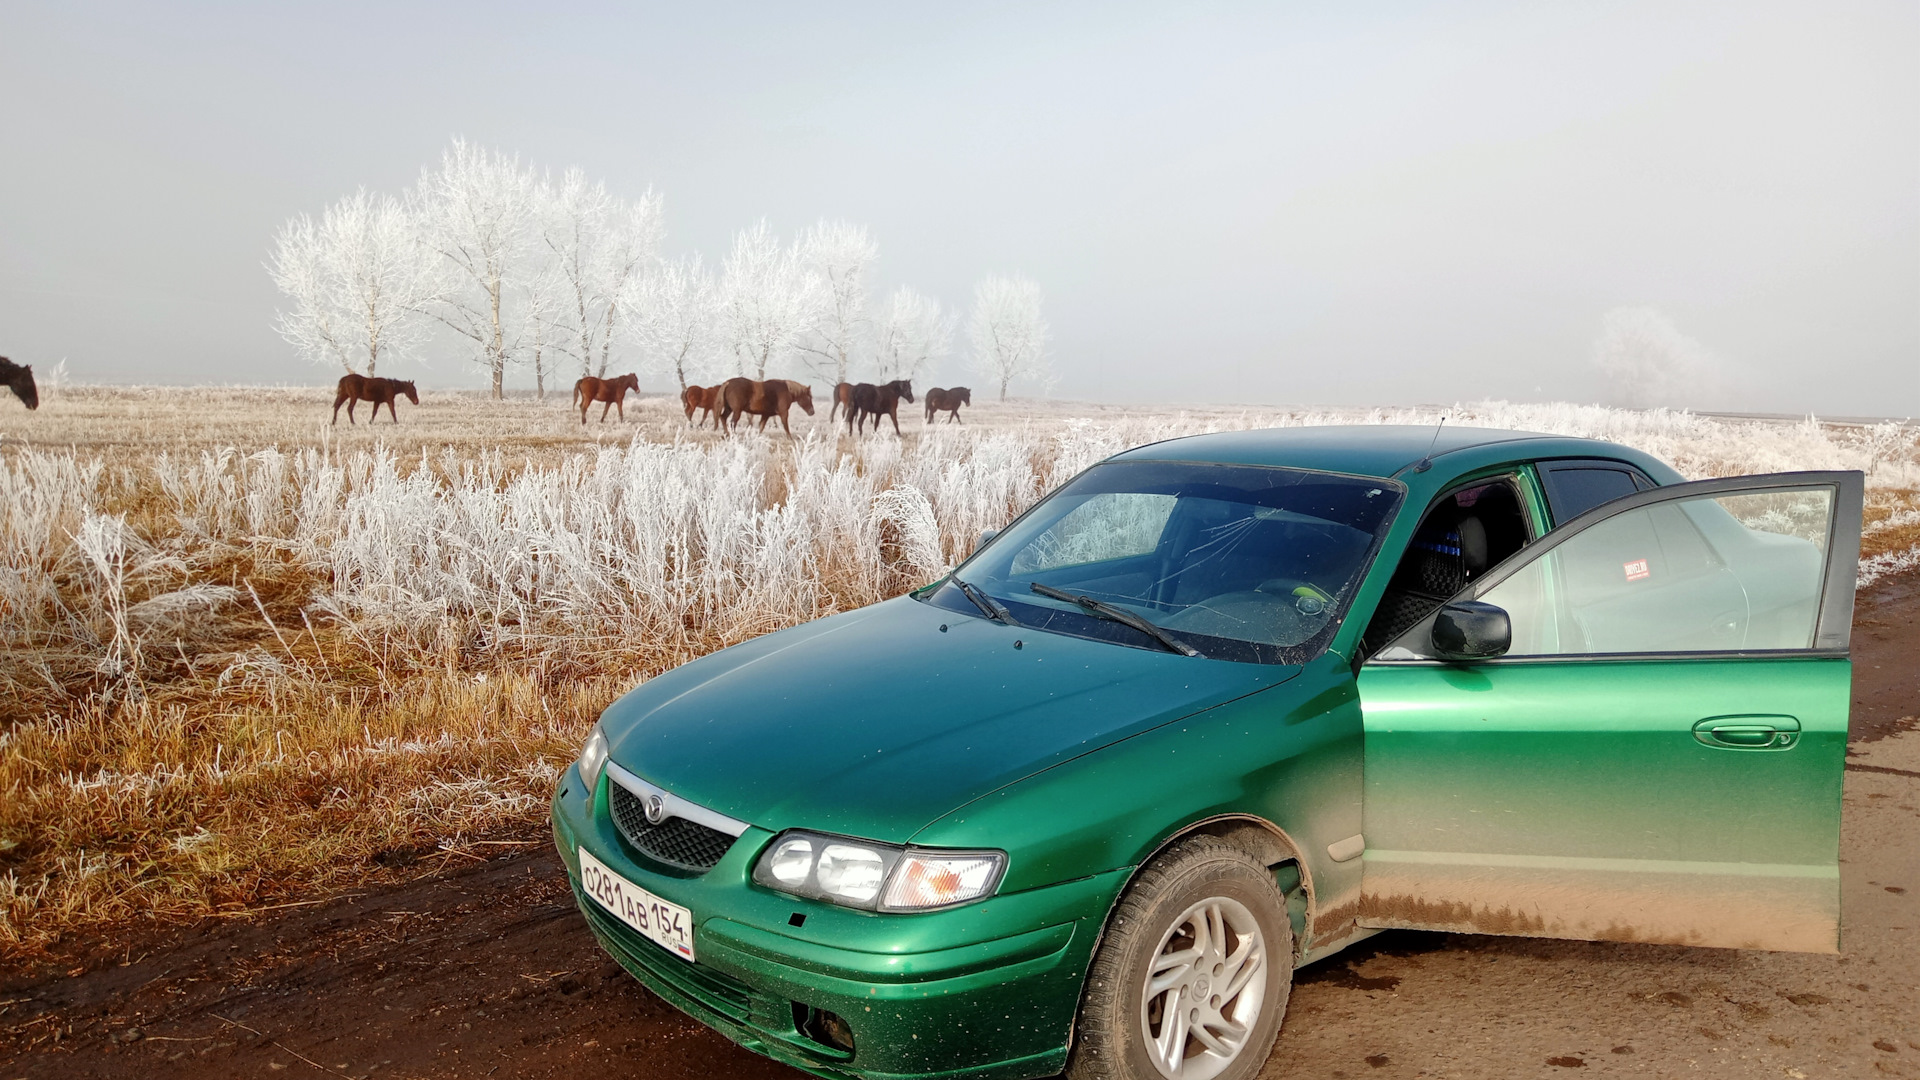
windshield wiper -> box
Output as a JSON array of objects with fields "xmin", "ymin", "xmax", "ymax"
[
  {"xmin": 951, "ymin": 574, "xmax": 1017, "ymax": 625},
  {"xmin": 1029, "ymin": 583, "xmax": 1199, "ymax": 657}
]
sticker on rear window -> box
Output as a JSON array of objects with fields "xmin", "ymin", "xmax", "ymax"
[{"xmin": 1623, "ymin": 558, "xmax": 1650, "ymax": 582}]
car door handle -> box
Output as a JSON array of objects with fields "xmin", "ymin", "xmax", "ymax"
[{"xmin": 1692, "ymin": 715, "xmax": 1800, "ymax": 750}]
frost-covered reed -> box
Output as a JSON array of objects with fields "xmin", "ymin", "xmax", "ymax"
[
  {"xmin": 0, "ymin": 392, "xmax": 1912, "ymax": 953},
  {"xmin": 2, "ymin": 398, "xmax": 1915, "ymax": 695}
]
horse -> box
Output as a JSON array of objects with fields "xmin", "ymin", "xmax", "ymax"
[
  {"xmin": 841, "ymin": 383, "xmax": 873, "ymax": 434},
  {"xmin": 575, "ymin": 373, "xmax": 641, "ymax": 424},
  {"xmin": 924, "ymin": 386, "xmax": 971, "ymax": 424},
  {"xmin": 0, "ymin": 357, "xmax": 37, "ymax": 410},
  {"xmin": 828, "ymin": 382, "xmax": 856, "ymax": 423},
  {"xmin": 332, "ymin": 374, "xmax": 417, "ymax": 424},
  {"xmin": 716, "ymin": 377, "xmax": 814, "ymax": 438},
  {"xmin": 681, "ymin": 384, "xmax": 721, "ymax": 427},
  {"xmin": 849, "ymin": 379, "xmax": 914, "ymax": 436}
]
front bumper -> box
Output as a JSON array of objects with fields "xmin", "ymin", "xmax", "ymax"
[{"xmin": 551, "ymin": 765, "xmax": 1125, "ymax": 1080}]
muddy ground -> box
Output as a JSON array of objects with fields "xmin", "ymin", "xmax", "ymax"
[{"xmin": 3, "ymin": 575, "xmax": 1916, "ymax": 1080}]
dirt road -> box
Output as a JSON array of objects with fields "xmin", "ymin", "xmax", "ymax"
[{"xmin": 4, "ymin": 576, "xmax": 1916, "ymax": 1080}]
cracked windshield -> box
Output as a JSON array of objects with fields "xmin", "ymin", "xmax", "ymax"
[{"xmin": 931, "ymin": 460, "xmax": 1403, "ymax": 663}]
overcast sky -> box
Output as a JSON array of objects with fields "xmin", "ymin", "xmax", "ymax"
[{"xmin": 2, "ymin": 1, "xmax": 1915, "ymax": 414}]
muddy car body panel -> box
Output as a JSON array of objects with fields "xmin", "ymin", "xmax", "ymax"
[
  {"xmin": 552, "ymin": 780, "xmax": 1117, "ymax": 1078},
  {"xmin": 1357, "ymin": 469, "xmax": 1861, "ymax": 953},
  {"xmin": 553, "ymin": 425, "xmax": 1861, "ymax": 1080}
]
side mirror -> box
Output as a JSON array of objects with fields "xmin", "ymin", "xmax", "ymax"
[
  {"xmin": 1431, "ymin": 601, "xmax": 1511, "ymax": 661},
  {"xmin": 975, "ymin": 529, "xmax": 999, "ymax": 553}
]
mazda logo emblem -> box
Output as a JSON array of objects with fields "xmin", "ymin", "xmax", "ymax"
[{"xmin": 644, "ymin": 793, "xmax": 668, "ymax": 825}]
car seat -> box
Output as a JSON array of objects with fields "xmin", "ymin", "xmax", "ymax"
[{"xmin": 1360, "ymin": 510, "xmax": 1487, "ymax": 656}]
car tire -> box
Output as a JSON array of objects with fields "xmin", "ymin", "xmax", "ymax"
[{"xmin": 1067, "ymin": 835, "xmax": 1293, "ymax": 1080}]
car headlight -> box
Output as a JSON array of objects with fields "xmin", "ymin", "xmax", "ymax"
[
  {"xmin": 577, "ymin": 723, "xmax": 609, "ymax": 795},
  {"xmin": 753, "ymin": 830, "xmax": 1006, "ymax": 912}
]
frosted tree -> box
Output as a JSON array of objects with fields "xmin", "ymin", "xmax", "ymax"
[
  {"xmin": 718, "ymin": 221, "xmax": 824, "ymax": 380},
  {"xmin": 625, "ymin": 255, "xmax": 719, "ymax": 394},
  {"xmin": 268, "ymin": 189, "xmax": 438, "ymax": 377},
  {"xmin": 413, "ymin": 139, "xmax": 541, "ymax": 398},
  {"xmin": 794, "ymin": 220, "xmax": 878, "ymax": 386},
  {"xmin": 539, "ymin": 168, "xmax": 664, "ymax": 379},
  {"xmin": 967, "ymin": 274, "xmax": 1052, "ymax": 400},
  {"xmin": 522, "ymin": 264, "xmax": 564, "ymax": 400},
  {"xmin": 871, "ymin": 286, "xmax": 954, "ymax": 383},
  {"xmin": 1590, "ymin": 307, "xmax": 1730, "ymax": 409}
]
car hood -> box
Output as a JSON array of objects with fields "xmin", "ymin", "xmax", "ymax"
[{"xmin": 600, "ymin": 595, "xmax": 1299, "ymax": 842}]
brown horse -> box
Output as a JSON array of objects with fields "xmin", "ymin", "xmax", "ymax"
[
  {"xmin": 849, "ymin": 379, "xmax": 914, "ymax": 436},
  {"xmin": 575, "ymin": 373, "xmax": 641, "ymax": 424},
  {"xmin": 332, "ymin": 374, "xmax": 417, "ymax": 424},
  {"xmin": 681, "ymin": 384, "xmax": 721, "ymax": 427},
  {"xmin": 828, "ymin": 381, "xmax": 855, "ymax": 423},
  {"xmin": 716, "ymin": 377, "xmax": 815, "ymax": 437},
  {"xmin": 0, "ymin": 357, "xmax": 37, "ymax": 410},
  {"xmin": 924, "ymin": 386, "xmax": 970, "ymax": 424}
]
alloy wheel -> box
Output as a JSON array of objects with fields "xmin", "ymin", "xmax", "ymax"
[{"xmin": 1138, "ymin": 895, "xmax": 1268, "ymax": 1080}]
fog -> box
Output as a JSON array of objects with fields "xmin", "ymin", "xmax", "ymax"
[{"xmin": 1, "ymin": 1, "xmax": 1914, "ymax": 414}]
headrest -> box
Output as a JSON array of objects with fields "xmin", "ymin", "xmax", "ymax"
[{"xmin": 1457, "ymin": 515, "xmax": 1489, "ymax": 575}]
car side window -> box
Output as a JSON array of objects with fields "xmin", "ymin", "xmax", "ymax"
[
  {"xmin": 1477, "ymin": 487, "xmax": 1834, "ymax": 656},
  {"xmin": 1359, "ymin": 477, "xmax": 1533, "ymax": 657},
  {"xmin": 1536, "ymin": 460, "xmax": 1654, "ymax": 524}
]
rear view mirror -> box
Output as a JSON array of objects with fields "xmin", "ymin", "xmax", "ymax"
[
  {"xmin": 975, "ymin": 529, "xmax": 998, "ymax": 553},
  {"xmin": 1432, "ymin": 601, "xmax": 1511, "ymax": 661}
]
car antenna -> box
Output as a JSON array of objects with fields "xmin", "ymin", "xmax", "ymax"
[{"xmin": 1410, "ymin": 415, "xmax": 1447, "ymax": 473}]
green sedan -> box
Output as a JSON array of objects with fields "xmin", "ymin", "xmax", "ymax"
[{"xmin": 550, "ymin": 425, "xmax": 1863, "ymax": 1080}]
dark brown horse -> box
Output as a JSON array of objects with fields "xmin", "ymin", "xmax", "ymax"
[
  {"xmin": 828, "ymin": 381, "xmax": 856, "ymax": 423},
  {"xmin": 849, "ymin": 379, "xmax": 914, "ymax": 436},
  {"xmin": 575, "ymin": 373, "xmax": 641, "ymax": 424},
  {"xmin": 332, "ymin": 374, "xmax": 417, "ymax": 424},
  {"xmin": 924, "ymin": 386, "xmax": 971, "ymax": 424},
  {"xmin": 716, "ymin": 377, "xmax": 815, "ymax": 437},
  {"xmin": 0, "ymin": 357, "xmax": 37, "ymax": 410},
  {"xmin": 681, "ymin": 384, "xmax": 721, "ymax": 427}
]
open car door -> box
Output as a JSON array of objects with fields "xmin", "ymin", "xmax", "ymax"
[{"xmin": 1356, "ymin": 471, "xmax": 1863, "ymax": 953}]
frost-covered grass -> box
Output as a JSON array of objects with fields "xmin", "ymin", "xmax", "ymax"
[{"xmin": 0, "ymin": 387, "xmax": 1913, "ymax": 956}]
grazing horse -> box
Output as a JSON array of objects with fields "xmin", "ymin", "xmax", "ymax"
[
  {"xmin": 0, "ymin": 357, "xmax": 37, "ymax": 410},
  {"xmin": 575, "ymin": 373, "xmax": 641, "ymax": 424},
  {"xmin": 924, "ymin": 386, "xmax": 971, "ymax": 424},
  {"xmin": 332, "ymin": 374, "xmax": 417, "ymax": 424},
  {"xmin": 849, "ymin": 379, "xmax": 914, "ymax": 436},
  {"xmin": 828, "ymin": 382, "xmax": 856, "ymax": 423},
  {"xmin": 681, "ymin": 384, "xmax": 721, "ymax": 427},
  {"xmin": 716, "ymin": 377, "xmax": 815, "ymax": 438}
]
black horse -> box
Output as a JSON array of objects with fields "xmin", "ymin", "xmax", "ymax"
[
  {"xmin": 848, "ymin": 379, "xmax": 914, "ymax": 435},
  {"xmin": 1, "ymin": 357, "xmax": 38, "ymax": 410}
]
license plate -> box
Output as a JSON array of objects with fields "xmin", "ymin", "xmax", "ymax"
[{"xmin": 578, "ymin": 846, "xmax": 696, "ymax": 962}]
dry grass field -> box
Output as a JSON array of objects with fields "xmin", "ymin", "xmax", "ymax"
[{"xmin": 1, "ymin": 386, "xmax": 1915, "ymax": 961}]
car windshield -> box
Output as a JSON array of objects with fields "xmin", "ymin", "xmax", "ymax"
[{"xmin": 924, "ymin": 460, "xmax": 1403, "ymax": 664}]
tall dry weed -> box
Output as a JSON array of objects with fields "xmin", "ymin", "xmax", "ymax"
[{"xmin": 0, "ymin": 389, "xmax": 1913, "ymax": 957}]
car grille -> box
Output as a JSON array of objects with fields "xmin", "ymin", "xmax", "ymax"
[{"xmin": 609, "ymin": 783, "xmax": 738, "ymax": 873}]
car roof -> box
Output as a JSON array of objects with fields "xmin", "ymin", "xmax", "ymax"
[{"xmin": 1109, "ymin": 424, "xmax": 1650, "ymax": 481}]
